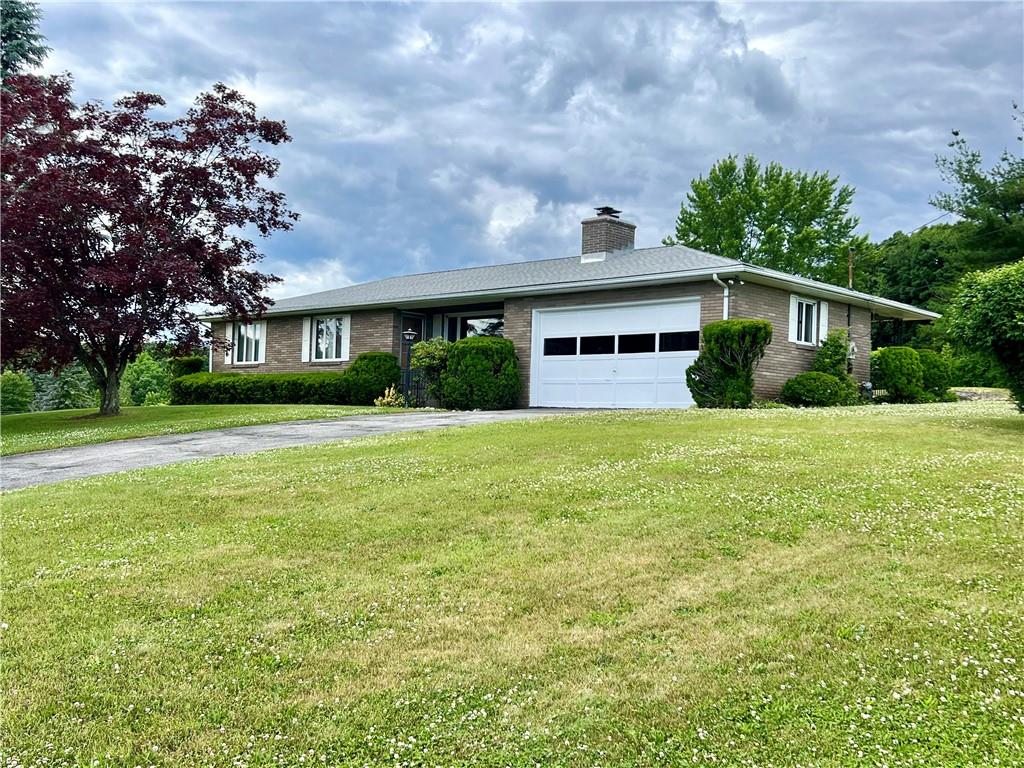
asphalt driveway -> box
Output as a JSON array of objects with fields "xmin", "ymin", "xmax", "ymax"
[{"xmin": 1, "ymin": 409, "xmax": 574, "ymax": 490}]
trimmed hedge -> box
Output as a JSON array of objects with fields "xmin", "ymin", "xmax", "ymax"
[
  {"xmin": 169, "ymin": 354, "xmax": 207, "ymax": 379},
  {"xmin": 686, "ymin": 319, "xmax": 773, "ymax": 408},
  {"xmin": 439, "ymin": 336, "xmax": 520, "ymax": 410},
  {"xmin": 169, "ymin": 352, "xmax": 400, "ymax": 406},
  {"xmin": 781, "ymin": 371, "xmax": 858, "ymax": 407},
  {"xmin": 170, "ymin": 372, "xmax": 349, "ymax": 405}
]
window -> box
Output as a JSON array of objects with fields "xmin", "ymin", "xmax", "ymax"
[
  {"xmin": 543, "ymin": 337, "xmax": 577, "ymax": 356},
  {"xmin": 618, "ymin": 333, "xmax": 655, "ymax": 354},
  {"xmin": 659, "ymin": 331, "xmax": 700, "ymax": 352},
  {"xmin": 795, "ymin": 298, "xmax": 816, "ymax": 345},
  {"xmin": 580, "ymin": 335, "xmax": 615, "ymax": 355},
  {"xmin": 446, "ymin": 314, "xmax": 504, "ymax": 340},
  {"xmin": 233, "ymin": 322, "xmax": 264, "ymax": 364},
  {"xmin": 312, "ymin": 316, "xmax": 346, "ymax": 361}
]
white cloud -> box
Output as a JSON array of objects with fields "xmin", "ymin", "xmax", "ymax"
[
  {"xmin": 264, "ymin": 257, "xmax": 355, "ymax": 301},
  {"xmin": 37, "ymin": 0, "xmax": 1023, "ymax": 292}
]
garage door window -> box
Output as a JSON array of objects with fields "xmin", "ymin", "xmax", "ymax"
[
  {"xmin": 618, "ymin": 333, "xmax": 656, "ymax": 354},
  {"xmin": 580, "ymin": 335, "xmax": 615, "ymax": 355},
  {"xmin": 659, "ymin": 331, "xmax": 700, "ymax": 352},
  {"xmin": 543, "ymin": 337, "xmax": 577, "ymax": 356}
]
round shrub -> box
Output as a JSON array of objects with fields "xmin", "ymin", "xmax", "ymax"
[
  {"xmin": 1, "ymin": 370, "xmax": 35, "ymax": 413},
  {"xmin": 871, "ymin": 346, "xmax": 925, "ymax": 403},
  {"xmin": 343, "ymin": 352, "xmax": 401, "ymax": 405},
  {"xmin": 780, "ymin": 371, "xmax": 846, "ymax": 407},
  {"xmin": 917, "ymin": 349, "xmax": 952, "ymax": 400},
  {"xmin": 686, "ymin": 319, "xmax": 773, "ymax": 408},
  {"xmin": 440, "ymin": 336, "xmax": 520, "ymax": 410}
]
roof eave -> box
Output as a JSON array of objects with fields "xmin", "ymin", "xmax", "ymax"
[
  {"xmin": 198, "ymin": 267, "xmax": 734, "ymax": 321},
  {"xmin": 736, "ymin": 266, "xmax": 940, "ymax": 321},
  {"xmin": 198, "ymin": 263, "xmax": 939, "ymax": 323}
]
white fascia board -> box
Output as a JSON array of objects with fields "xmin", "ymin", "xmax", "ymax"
[
  {"xmin": 736, "ymin": 266, "xmax": 941, "ymax": 320},
  {"xmin": 199, "ymin": 265, "xmax": 939, "ymax": 322}
]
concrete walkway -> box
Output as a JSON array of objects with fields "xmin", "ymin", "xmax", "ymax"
[{"xmin": 1, "ymin": 410, "xmax": 575, "ymax": 491}]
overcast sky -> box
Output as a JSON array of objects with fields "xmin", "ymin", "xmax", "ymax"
[{"xmin": 38, "ymin": 1, "xmax": 1023, "ymax": 298}]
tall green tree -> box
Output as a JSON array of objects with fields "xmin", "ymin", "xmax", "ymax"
[
  {"xmin": 868, "ymin": 223, "xmax": 970, "ymax": 347},
  {"xmin": 947, "ymin": 260, "xmax": 1024, "ymax": 411},
  {"xmin": 665, "ymin": 154, "xmax": 866, "ymax": 285},
  {"xmin": 0, "ymin": 0, "xmax": 48, "ymax": 80},
  {"xmin": 931, "ymin": 105, "xmax": 1024, "ymax": 268}
]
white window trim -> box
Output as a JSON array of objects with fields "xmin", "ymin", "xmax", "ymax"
[
  {"xmin": 305, "ymin": 314, "xmax": 351, "ymax": 363},
  {"xmin": 788, "ymin": 294, "xmax": 821, "ymax": 347},
  {"xmin": 230, "ymin": 320, "xmax": 267, "ymax": 365}
]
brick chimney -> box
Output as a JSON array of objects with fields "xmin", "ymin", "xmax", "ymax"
[{"xmin": 581, "ymin": 206, "xmax": 636, "ymax": 261}]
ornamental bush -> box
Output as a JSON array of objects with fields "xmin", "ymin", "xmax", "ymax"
[
  {"xmin": 686, "ymin": 319, "xmax": 773, "ymax": 408},
  {"xmin": 871, "ymin": 346, "xmax": 925, "ymax": 403},
  {"xmin": 343, "ymin": 352, "xmax": 402, "ymax": 405},
  {"xmin": 410, "ymin": 337, "xmax": 451, "ymax": 402},
  {"xmin": 169, "ymin": 354, "xmax": 207, "ymax": 379},
  {"xmin": 812, "ymin": 329, "xmax": 850, "ymax": 379},
  {"xmin": 0, "ymin": 370, "xmax": 35, "ymax": 414},
  {"xmin": 439, "ymin": 336, "xmax": 520, "ymax": 410},
  {"xmin": 917, "ymin": 349, "xmax": 954, "ymax": 401},
  {"xmin": 780, "ymin": 371, "xmax": 847, "ymax": 407}
]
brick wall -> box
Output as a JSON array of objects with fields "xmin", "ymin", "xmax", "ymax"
[
  {"xmin": 207, "ymin": 280, "xmax": 872, "ymax": 404},
  {"xmin": 504, "ymin": 281, "xmax": 724, "ymax": 406},
  {"xmin": 210, "ymin": 309, "xmax": 400, "ymax": 374},
  {"xmin": 581, "ymin": 217, "xmax": 636, "ymax": 254},
  {"xmin": 730, "ymin": 282, "xmax": 871, "ymax": 398}
]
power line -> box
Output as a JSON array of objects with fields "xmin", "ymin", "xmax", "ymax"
[{"xmin": 909, "ymin": 211, "xmax": 953, "ymax": 233}]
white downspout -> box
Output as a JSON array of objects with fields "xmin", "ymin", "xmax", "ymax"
[{"xmin": 712, "ymin": 273, "xmax": 729, "ymax": 320}]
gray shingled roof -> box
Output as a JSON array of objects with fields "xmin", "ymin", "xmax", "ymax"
[{"xmin": 267, "ymin": 245, "xmax": 740, "ymax": 314}]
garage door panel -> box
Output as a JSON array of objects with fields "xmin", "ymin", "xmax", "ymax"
[
  {"xmin": 616, "ymin": 356, "xmax": 660, "ymax": 379},
  {"xmin": 576, "ymin": 358, "xmax": 616, "ymax": 378},
  {"xmin": 576, "ymin": 382, "xmax": 615, "ymax": 405},
  {"xmin": 541, "ymin": 358, "xmax": 583, "ymax": 378},
  {"xmin": 615, "ymin": 382, "xmax": 658, "ymax": 407},
  {"xmin": 657, "ymin": 354, "xmax": 698, "ymax": 377},
  {"xmin": 540, "ymin": 382, "xmax": 579, "ymax": 406},
  {"xmin": 657, "ymin": 382, "xmax": 693, "ymax": 406},
  {"xmin": 534, "ymin": 299, "xmax": 700, "ymax": 409}
]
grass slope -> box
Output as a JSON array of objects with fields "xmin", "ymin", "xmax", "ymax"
[
  {"xmin": 2, "ymin": 402, "xmax": 1022, "ymax": 767},
  {"xmin": 0, "ymin": 404, "xmax": 401, "ymax": 456}
]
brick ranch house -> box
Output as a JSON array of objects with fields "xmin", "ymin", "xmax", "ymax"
[{"xmin": 204, "ymin": 208, "xmax": 937, "ymax": 408}]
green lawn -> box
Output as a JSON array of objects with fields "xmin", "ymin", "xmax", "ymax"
[
  {"xmin": 3, "ymin": 402, "xmax": 1022, "ymax": 767},
  {"xmin": 0, "ymin": 404, "xmax": 402, "ymax": 456}
]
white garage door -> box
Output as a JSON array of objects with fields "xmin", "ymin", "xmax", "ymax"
[{"xmin": 531, "ymin": 299, "xmax": 701, "ymax": 408}]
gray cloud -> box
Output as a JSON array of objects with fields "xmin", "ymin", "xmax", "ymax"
[{"xmin": 36, "ymin": 1, "xmax": 1023, "ymax": 296}]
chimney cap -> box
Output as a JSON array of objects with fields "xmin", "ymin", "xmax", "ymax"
[{"xmin": 594, "ymin": 206, "xmax": 621, "ymax": 219}]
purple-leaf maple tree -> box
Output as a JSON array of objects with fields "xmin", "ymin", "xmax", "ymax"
[{"xmin": 1, "ymin": 74, "xmax": 296, "ymax": 414}]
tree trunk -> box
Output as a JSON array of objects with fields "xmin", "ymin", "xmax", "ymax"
[{"xmin": 99, "ymin": 370, "xmax": 121, "ymax": 416}]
